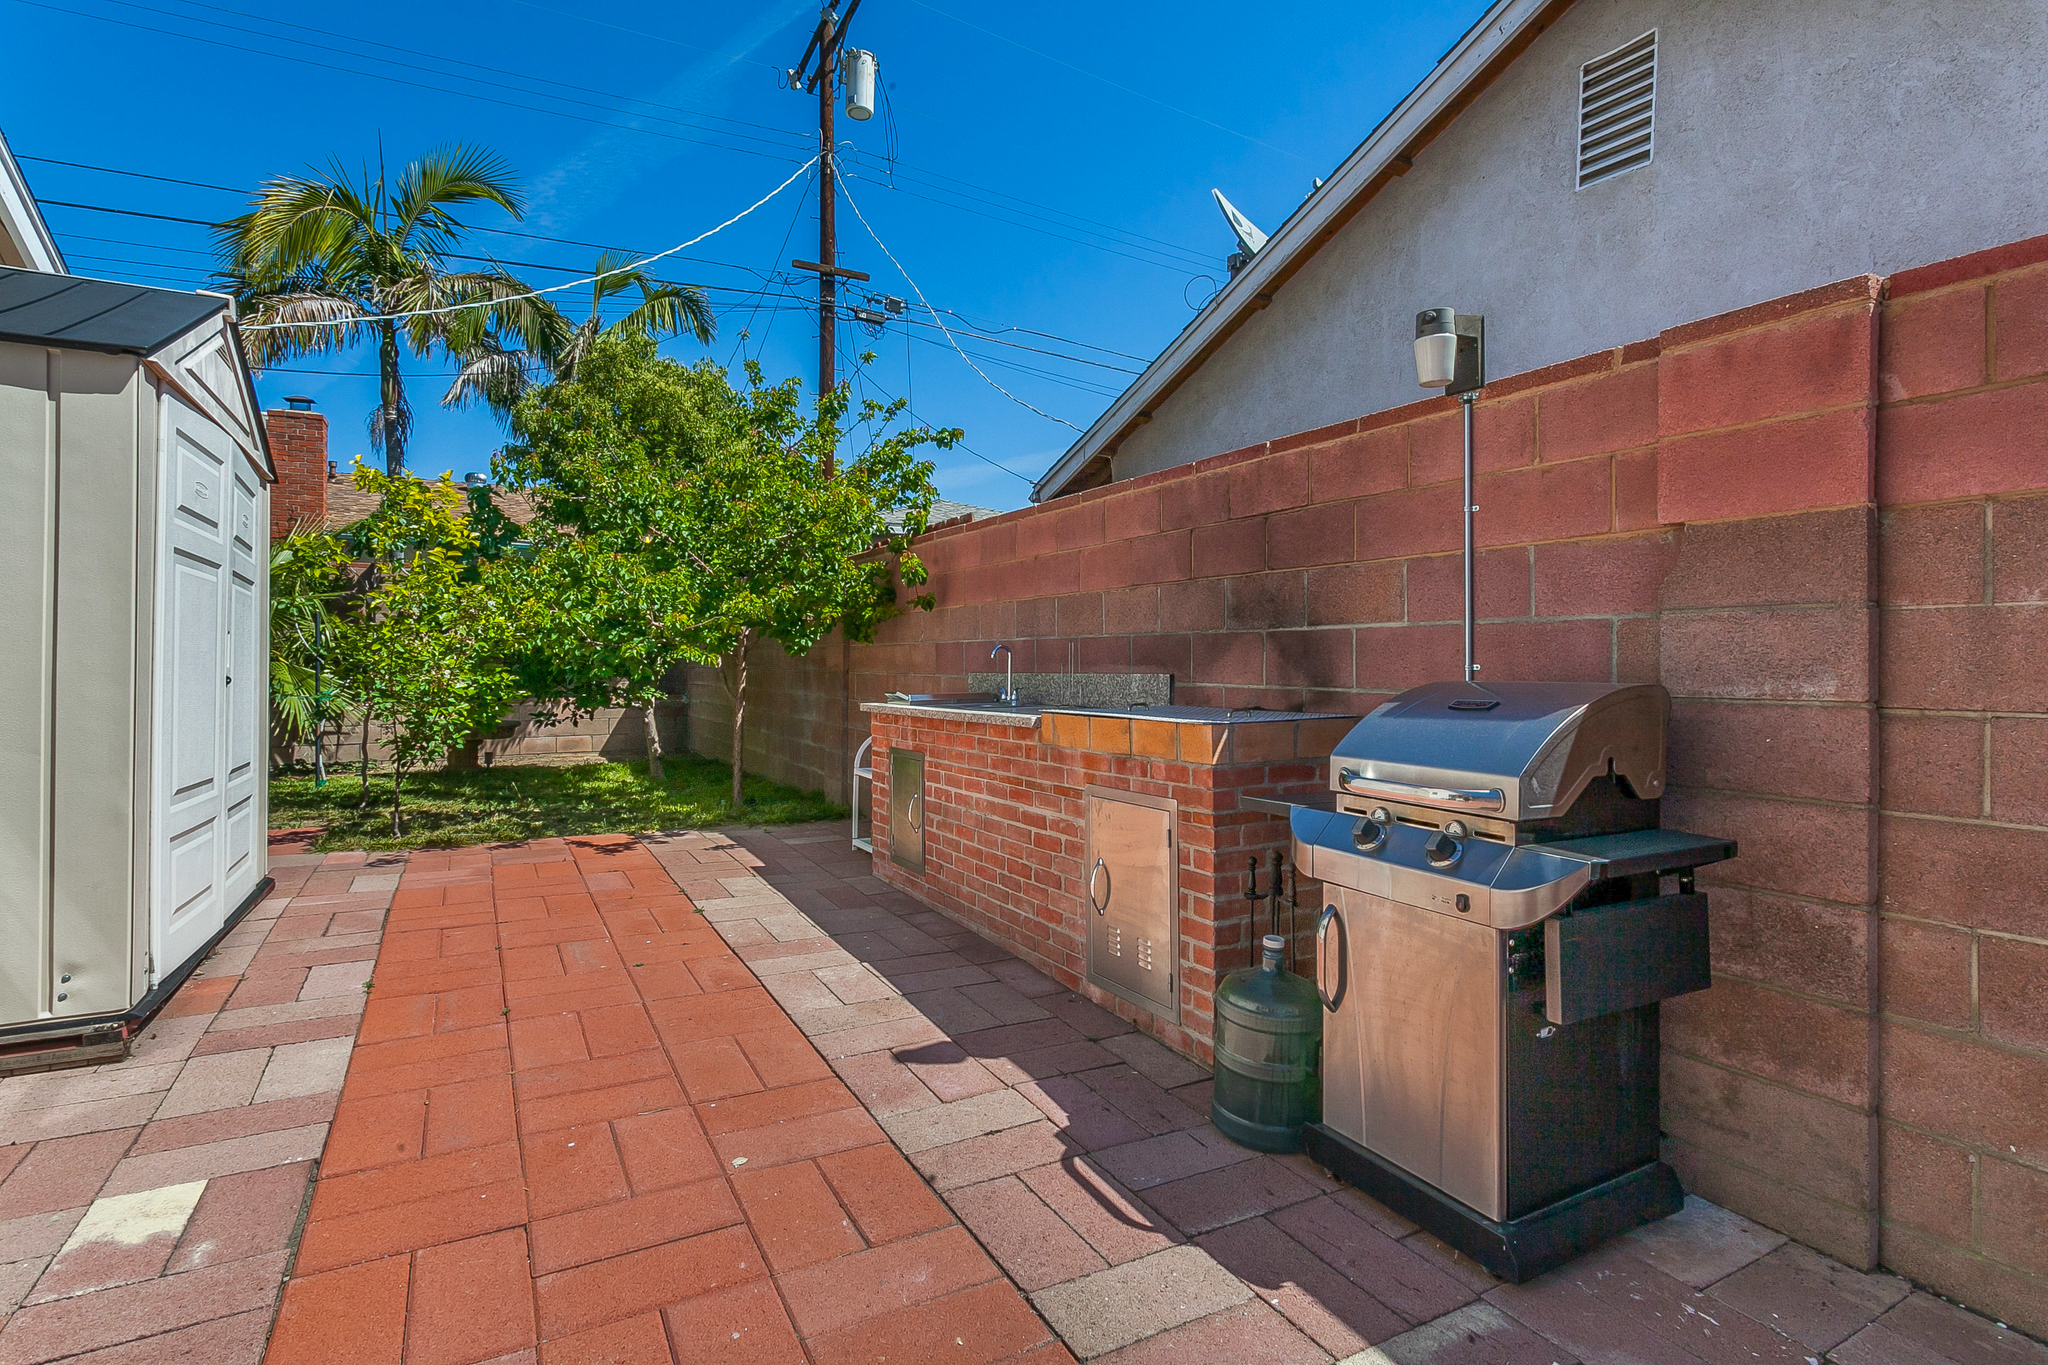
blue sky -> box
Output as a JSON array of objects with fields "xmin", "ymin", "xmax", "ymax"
[{"xmin": 5, "ymin": 0, "xmax": 1490, "ymax": 510}]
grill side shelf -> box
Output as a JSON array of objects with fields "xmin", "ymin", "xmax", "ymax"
[{"xmin": 1535, "ymin": 828, "xmax": 1735, "ymax": 881}]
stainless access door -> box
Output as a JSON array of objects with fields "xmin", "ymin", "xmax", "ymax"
[
  {"xmin": 1084, "ymin": 786, "xmax": 1177, "ymax": 1019},
  {"xmin": 1331, "ymin": 887, "xmax": 1504, "ymax": 1219},
  {"xmin": 889, "ymin": 747, "xmax": 925, "ymax": 873}
]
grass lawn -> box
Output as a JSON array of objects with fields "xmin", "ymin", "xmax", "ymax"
[{"xmin": 271, "ymin": 755, "xmax": 845, "ymax": 851}]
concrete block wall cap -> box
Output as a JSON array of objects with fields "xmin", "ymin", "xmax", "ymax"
[
  {"xmin": 1660, "ymin": 275, "xmax": 1885, "ymax": 351},
  {"xmin": 1890, "ymin": 228, "xmax": 2048, "ymax": 297}
]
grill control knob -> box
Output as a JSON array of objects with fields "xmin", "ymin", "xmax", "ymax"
[
  {"xmin": 1425, "ymin": 829, "xmax": 1463, "ymax": 868},
  {"xmin": 1351, "ymin": 817, "xmax": 1387, "ymax": 853}
]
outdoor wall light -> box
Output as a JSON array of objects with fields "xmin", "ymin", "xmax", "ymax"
[
  {"xmin": 1414, "ymin": 307, "xmax": 1487, "ymax": 683},
  {"xmin": 1414, "ymin": 308, "xmax": 1485, "ymax": 395}
]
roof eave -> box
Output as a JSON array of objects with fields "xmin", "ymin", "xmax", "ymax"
[
  {"xmin": 0, "ymin": 127, "xmax": 68, "ymax": 274},
  {"xmin": 1032, "ymin": 0, "xmax": 1571, "ymax": 502}
]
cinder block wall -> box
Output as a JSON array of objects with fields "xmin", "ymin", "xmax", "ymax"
[
  {"xmin": 264, "ymin": 407, "xmax": 327, "ymax": 540},
  {"xmin": 690, "ymin": 232, "xmax": 2048, "ymax": 1329}
]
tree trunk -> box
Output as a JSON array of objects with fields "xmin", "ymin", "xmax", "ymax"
[
  {"xmin": 358, "ymin": 707, "xmax": 374, "ymax": 806},
  {"xmin": 728, "ymin": 635, "xmax": 750, "ymax": 812},
  {"xmin": 391, "ymin": 764, "xmax": 404, "ymax": 837},
  {"xmin": 642, "ymin": 701, "xmax": 666, "ymax": 782},
  {"xmin": 379, "ymin": 321, "xmax": 406, "ymax": 476}
]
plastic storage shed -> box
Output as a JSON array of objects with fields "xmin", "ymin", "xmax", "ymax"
[{"xmin": 0, "ymin": 265, "xmax": 276, "ymax": 1066}]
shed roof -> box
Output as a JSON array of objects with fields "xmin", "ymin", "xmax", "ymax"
[{"xmin": 0, "ymin": 265, "xmax": 228, "ymax": 354}]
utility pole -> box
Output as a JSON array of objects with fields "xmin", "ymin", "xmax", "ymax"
[
  {"xmin": 787, "ymin": 1, "xmax": 866, "ymax": 475},
  {"xmin": 816, "ymin": 7, "xmax": 837, "ymax": 409}
]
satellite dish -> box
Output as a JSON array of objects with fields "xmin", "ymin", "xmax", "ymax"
[{"xmin": 1211, "ymin": 189, "xmax": 1268, "ymax": 257}]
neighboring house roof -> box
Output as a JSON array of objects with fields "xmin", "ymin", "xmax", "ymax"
[
  {"xmin": 323, "ymin": 479, "xmax": 539, "ymax": 534},
  {"xmin": 1033, "ymin": 0, "xmax": 1566, "ymax": 501},
  {"xmin": 889, "ymin": 497, "xmax": 999, "ymax": 535},
  {"xmin": 0, "ymin": 127, "xmax": 65, "ymax": 274},
  {"xmin": 0, "ymin": 266, "xmax": 226, "ymax": 353}
]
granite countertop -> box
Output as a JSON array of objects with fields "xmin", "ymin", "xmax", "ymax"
[
  {"xmin": 861, "ymin": 700, "xmax": 1355, "ymax": 727},
  {"xmin": 860, "ymin": 700, "xmax": 1044, "ymax": 726}
]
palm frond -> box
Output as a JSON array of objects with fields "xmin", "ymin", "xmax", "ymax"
[
  {"xmin": 443, "ymin": 343, "xmax": 538, "ymax": 412},
  {"xmin": 236, "ymin": 293, "xmax": 371, "ymax": 365},
  {"xmin": 393, "ymin": 145, "xmax": 525, "ymax": 248},
  {"xmin": 615, "ymin": 282, "xmax": 716, "ymax": 346}
]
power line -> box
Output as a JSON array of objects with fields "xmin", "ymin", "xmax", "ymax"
[
  {"xmin": 42, "ymin": 199, "xmax": 1150, "ymax": 381},
  {"xmin": 839, "ymin": 171, "xmax": 1086, "ymax": 431},
  {"xmin": 848, "ymin": 356, "xmax": 1035, "ymax": 486},
  {"xmin": 110, "ymin": 0, "xmax": 814, "ymax": 160},
  {"xmin": 240, "ymin": 156, "xmax": 819, "ymax": 331},
  {"xmin": 11, "ymin": 4, "xmax": 1220, "ymax": 276},
  {"xmin": 7, "ymin": 0, "xmax": 807, "ymax": 168},
  {"xmin": 901, "ymin": 0, "xmax": 1309, "ymax": 164},
  {"xmin": 499, "ymin": 0, "xmax": 784, "ymax": 71}
]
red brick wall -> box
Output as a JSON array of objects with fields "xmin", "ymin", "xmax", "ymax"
[
  {"xmin": 867, "ymin": 711, "xmax": 1339, "ymax": 1065},
  {"xmin": 692, "ymin": 233, "xmax": 2048, "ymax": 1329},
  {"xmin": 265, "ymin": 408, "xmax": 327, "ymax": 540}
]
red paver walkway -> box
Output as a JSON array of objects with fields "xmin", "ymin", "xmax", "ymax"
[
  {"xmin": 264, "ymin": 834, "xmax": 1070, "ymax": 1365},
  {"xmin": 652, "ymin": 822, "xmax": 2048, "ymax": 1365},
  {"xmin": 0, "ymin": 842, "xmax": 399, "ymax": 1363}
]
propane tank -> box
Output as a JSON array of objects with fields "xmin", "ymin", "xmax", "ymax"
[
  {"xmin": 843, "ymin": 49, "xmax": 878, "ymax": 121},
  {"xmin": 1211, "ymin": 934, "xmax": 1322, "ymax": 1152}
]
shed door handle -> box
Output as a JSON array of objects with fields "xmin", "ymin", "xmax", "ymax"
[
  {"xmin": 1315, "ymin": 904, "xmax": 1345, "ymax": 1012},
  {"xmin": 1089, "ymin": 858, "xmax": 1111, "ymax": 914}
]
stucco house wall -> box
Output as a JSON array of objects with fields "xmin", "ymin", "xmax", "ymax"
[{"xmin": 1109, "ymin": 0, "xmax": 2048, "ymax": 482}]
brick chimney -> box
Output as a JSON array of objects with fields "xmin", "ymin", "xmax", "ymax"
[{"xmin": 265, "ymin": 397, "xmax": 328, "ymax": 540}]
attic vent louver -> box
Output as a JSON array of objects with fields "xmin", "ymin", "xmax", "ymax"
[{"xmin": 1577, "ymin": 30, "xmax": 1656, "ymax": 189}]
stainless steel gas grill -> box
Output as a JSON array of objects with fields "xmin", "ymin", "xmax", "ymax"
[{"xmin": 1249, "ymin": 679, "xmax": 1733, "ymax": 1282}]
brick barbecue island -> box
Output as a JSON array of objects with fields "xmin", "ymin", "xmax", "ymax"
[{"xmin": 864, "ymin": 698, "xmax": 1353, "ymax": 1065}]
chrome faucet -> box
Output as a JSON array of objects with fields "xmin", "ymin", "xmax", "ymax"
[{"xmin": 991, "ymin": 644, "xmax": 1016, "ymax": 705}]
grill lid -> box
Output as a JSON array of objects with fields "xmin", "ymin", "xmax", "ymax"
[{"xmin": 1329, "ymin": 681, "xmax": 1667, "ymax": 821}]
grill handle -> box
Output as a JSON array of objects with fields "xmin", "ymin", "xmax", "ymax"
[
  {"xmin": 1337, "ymin": 769, "xmax": 1505, "ymax": 813},
  {"xmin": 1315, "ymin": 904, "xmax": 1345, "ymax": 1012}
]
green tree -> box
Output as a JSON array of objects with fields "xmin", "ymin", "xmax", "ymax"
[
  {"xmin": 446, "ymin": 252, "xmax": 716, "ymax": 415},
  {"xmin": 684, "ymin": 361, "xmax": 952, "ymax": 810},
  {"xmin": 340, "ymin": 465, "xmax": 523, "ymax": 833},
  {"xmin": 215, "ymin": 145, "xmax": 543, "ymax": 474},
  {"xmin": 268, "ymin": 526, "xmax": 357, "ymax": 772},
  {"xmin": 494, "ymin": 335, "xmax": 726, "ymax": 778}
]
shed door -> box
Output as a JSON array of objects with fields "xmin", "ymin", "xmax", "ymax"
[
  {"xmin": 1084, "ymin": 788, "xmax": 1177, "ymax": 1019},
  {"xmin": 223, "ymin": 459, "xmax": 262, "ymax": 907},
  {"xmin": 153, "ymin": 398, "xmax": 232, "ymax": 976}
]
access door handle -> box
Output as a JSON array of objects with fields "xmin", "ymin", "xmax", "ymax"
[
  {"xmin": 906, "ymin": 792, "xmax": 923, "ymax": 831},
  {"xmin": 1315, "ymin": 904, "xmax": 1345, "ymax": 1012},
  {"xmin": 1089, "ymin": 858, "xmax": 1111, "ymax": 914}
]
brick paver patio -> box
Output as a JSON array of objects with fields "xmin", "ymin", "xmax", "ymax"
[
  {"xmin": 261, "ymin": 832, "xmax": 1067, "ymax": 1365},
  {"xmin": 5, "ymin": 823, "xmax": 2045, "ymax": 1364},
  {"xmin": 651, "ymin": 821, "xmax": 2048, "ymax": 1365},
  {"xmin": 0, "ymin": 839, "xmax": 398, "ymax": 1363}
]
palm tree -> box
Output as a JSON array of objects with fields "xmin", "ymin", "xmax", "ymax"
[
  {"xmin": 444, "ymin": 252, "xmax": 716, "ymax": 413},
  {"xmin": 216, "ymin": 145, "xmax": 546, "ymax": 475}
]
